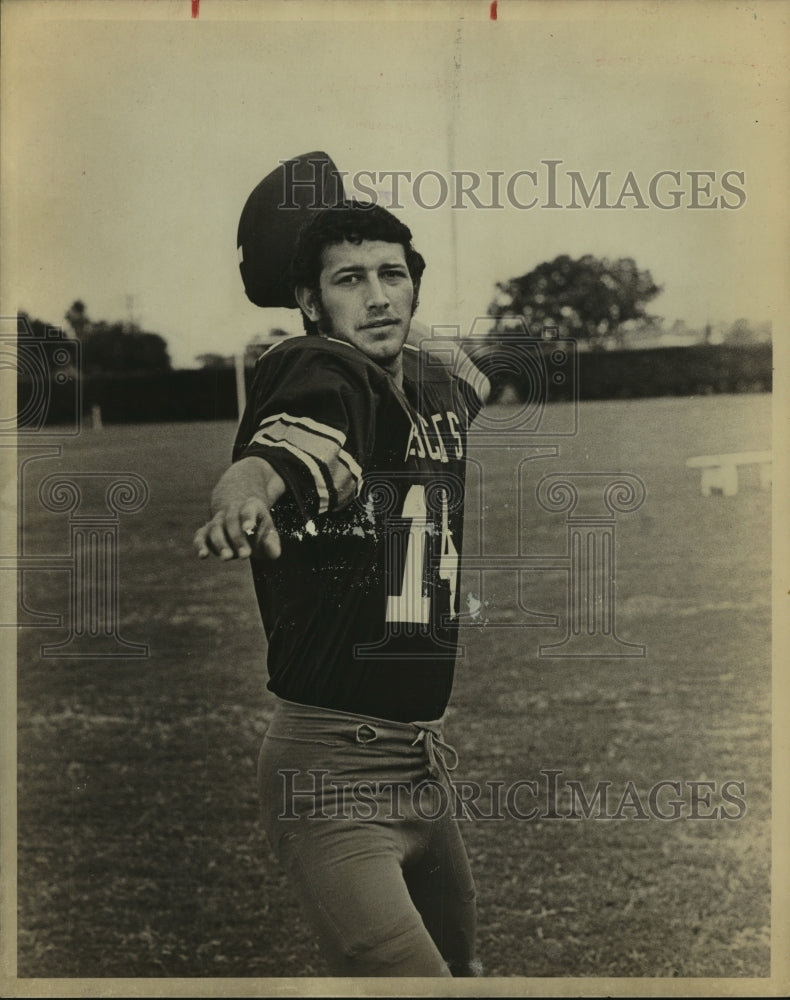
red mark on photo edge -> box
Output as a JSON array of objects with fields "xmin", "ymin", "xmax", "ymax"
[
  {"xmin": 191, "ymin": 0, "xmax": 199, "ymax": 18},
  {"xmin": 490, "ymin": 0, "xmax": 498, "ymax": 20}
]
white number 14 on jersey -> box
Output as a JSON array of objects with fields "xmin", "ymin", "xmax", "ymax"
[{"xmin": 385, "ymin": 484, "xmax": 459, "ymax": 626}]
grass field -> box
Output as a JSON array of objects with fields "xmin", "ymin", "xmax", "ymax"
[{"xmin": 15, "ymin": 393, "xmax": 772, "ymax": 979}]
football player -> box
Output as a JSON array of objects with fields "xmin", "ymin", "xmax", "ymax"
[{"xmin": 194, "ymin": 198, "xmax": 488, "ymax": 977}]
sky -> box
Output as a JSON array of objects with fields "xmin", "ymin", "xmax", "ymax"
[{"xmin": 2, "ymin": 0, "xmax": 788, "ymax": 369}]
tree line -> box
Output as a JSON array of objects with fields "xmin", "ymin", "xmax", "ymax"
[
  {"xmin": 18, "ymin": 301, "xmax": 171, "ymax": 375},
  {"xmin": 17, "ymin": 256, "xmax": 770, "ymax": 379}
]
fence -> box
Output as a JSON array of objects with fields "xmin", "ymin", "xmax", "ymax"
[{"xmin": 16, "ymin": 343, "xmax": 772, "ymax": 427}]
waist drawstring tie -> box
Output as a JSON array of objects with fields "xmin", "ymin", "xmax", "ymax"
[{"xmin": 411, "ymin": 727, "xmax": 474, "ymax": 821}]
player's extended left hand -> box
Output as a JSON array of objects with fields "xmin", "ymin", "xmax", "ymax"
[
  {"xmin": 193, "ymin": 498, "xmax": 281, "ymax": 561},
  {"xmin": 193, "ymin": 455, "xmax": 286, "ymax": 562}
]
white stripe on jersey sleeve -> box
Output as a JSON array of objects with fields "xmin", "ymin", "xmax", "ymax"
[
  {"xmin": 256, "ymin": 413, "xmax": 363, "ymax": 500},
  {"xmin": 257, "ymin": 411, "xmax": 346, "ymax": 447},
  {"xmin": 250, "ymin": 430, "xmax": 331, "ymax": 514},
  {"xmin": 255, "ymin": 422, "xmax": 358, "ymax": 506}
]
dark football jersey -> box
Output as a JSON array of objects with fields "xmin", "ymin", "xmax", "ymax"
[{"xmin": 233, "ymin": 335, "xmax": 481, "ymax": 722}]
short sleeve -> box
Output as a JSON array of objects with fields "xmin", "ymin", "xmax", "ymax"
[
  {"xmin": 452, "ymin": 372, "xmax": 484, "ymax": 427},
  {"xmin": 233, "ymin": 342, "xmax": 375, "ymax": 521}
]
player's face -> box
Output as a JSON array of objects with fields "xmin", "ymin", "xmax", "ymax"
[{"xmin": 303, "ymin": 240, "xmax": 415, "ymax": 371}]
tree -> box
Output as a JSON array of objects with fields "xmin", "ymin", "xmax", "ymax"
[
  {"xmin": 196, "ymin": 353, "xmax": 234, "ymax": 369},
  {"xmin": 18, "ymin": 310, "xmax": 56, "ymax": 341},
  {"xmin": 724, "ymin": 318, "xmax": 756, "ymax": 346},
  {"xmin": 195, "ymin": 330, "xmax": 293, "ymax": 370},
  {"xmin": 488, "ymin": 254, "xmax": 661, "ymax": 348},
  {"xmin": 64, "ymin": 302, "xmax": 171, "ymax": 373},
  {"xmin": 243, "ymin": 329, "xmax": 293, "ymax": 367},
  {"xmin": 65, "ymin": 300, "xmax": 90, "ymax": 340}
]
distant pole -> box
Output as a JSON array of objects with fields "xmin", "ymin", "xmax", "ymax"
[
  {"xmin": 448, "ymin": 25, "xmax": 462, "ymax": 314},
  {"xmin": 234, "ymin": 353, "xmax": 247, "ymax": 418}
]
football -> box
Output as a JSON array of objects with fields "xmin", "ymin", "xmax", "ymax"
[{"xmin": 237, "ymin": 150, "xmax": 345, "ymax": 309}]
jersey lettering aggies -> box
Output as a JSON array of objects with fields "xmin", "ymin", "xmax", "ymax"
[
  {"xmin": 233, "ymin": 337, "xmax": 481, "ymax": 723},
  {"xmin": 404, "ymin": 409, "xmax": 465, "ymax": 463}
]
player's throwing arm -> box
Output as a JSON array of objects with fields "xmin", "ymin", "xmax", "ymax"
[{"xmin": 193, "ymin": 456, "xmax": 285, "ymax": 561}]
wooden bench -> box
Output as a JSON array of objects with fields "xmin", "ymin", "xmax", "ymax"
[{"xmin": 685, "ymin": 450, "xmax": 772, "ymax": 496}]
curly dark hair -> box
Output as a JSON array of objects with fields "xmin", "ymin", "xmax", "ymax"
[{"xmin": 290, "ymin": 200, "xmax": 426, "ymax": 335}]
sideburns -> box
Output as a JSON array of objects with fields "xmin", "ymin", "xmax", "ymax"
[{"xmin": 312, "ymin": 292, "xmax": 333, "ymax": 336}]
